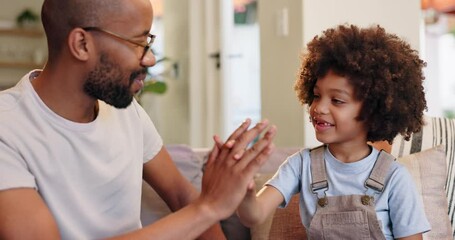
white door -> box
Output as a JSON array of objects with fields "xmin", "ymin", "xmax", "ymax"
[{"xmin": 189, "ymin": 0, "xmax": 261, "ymax": 147}]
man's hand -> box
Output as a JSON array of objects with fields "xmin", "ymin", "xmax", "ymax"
[
  {"xmin": 109, "ymin": 119, "xmax": 276, "ymax": 240},
  {"xmin": 199, "ymin": 119, "xmax": 277, "ymax": 220}
]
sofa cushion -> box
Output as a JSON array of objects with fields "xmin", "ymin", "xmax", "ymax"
[
  {"xmin": 391, "ymin": 116, "xmax": 455, "ymax": 237},
  {"xmin": 396, "ymin": 145, "xmax": 452, "ymax": 239},
  {"xmin": 267, "ymin": 194, "xmax": 306, "ymax": 240}
]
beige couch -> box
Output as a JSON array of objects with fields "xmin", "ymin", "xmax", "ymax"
[{"xmin": 141, "ymin": 115, "xmax": 455, "ymax": 239}]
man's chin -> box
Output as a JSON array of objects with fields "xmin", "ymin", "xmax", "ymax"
[{"xmin": 104, "ymin": 96, "xmax": 134, "ymax": 109}]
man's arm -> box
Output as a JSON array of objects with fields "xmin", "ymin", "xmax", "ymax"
[
  {"xmin": 0, "ymin": 188, "xmax": 60, "ymax": 239},
  {"xmin": 0, "ymin": 120, "xmax": 275, "ymax": 240},
  {"xmin": 122, "ymin": 119, "xmax": 277, "ymax": 239},
  {"xmin": 0, "ymin": 183, "xmax": 221, "ymax": 240},
  {"xmin": 142, "ymin": 147, "xmax": 226, "ymax": 240}
]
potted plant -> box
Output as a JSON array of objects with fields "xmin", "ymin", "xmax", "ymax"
[{"xmin": 16, "ymin": 9, "xmax": 39, "ymax": 28}]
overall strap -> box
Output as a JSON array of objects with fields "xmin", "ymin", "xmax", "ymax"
[
  {"xmin": 310, "ymin": 145, "xmax": 328, "ymax": 193},
  {"xmin": 364, "ymin": 150, "xmax": 395, "ymax": 192}
]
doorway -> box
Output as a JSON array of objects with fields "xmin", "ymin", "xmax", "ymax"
[{"xmin": 188, "ymin": 0, "xmax": 261, "ymax": 147}]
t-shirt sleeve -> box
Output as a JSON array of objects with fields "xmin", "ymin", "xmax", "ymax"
[
  {"xmin": 132, "ymin": 99, "xmax": 163, "ymax": 163},
  {"xmin": 387, "ymin": 164, "xmax": 431, "ymax": 238},
  {"xmin": 266, "ymin": 150, "xmax": 306, "ymax": 208},
  {"xmin": 0, "ymin": 140, "xmax": 36, "ymax": 191}
]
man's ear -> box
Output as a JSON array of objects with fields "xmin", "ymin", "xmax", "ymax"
[{"xmin": 67, "ymin": 28, "xmax": 92, "ymax": 61}]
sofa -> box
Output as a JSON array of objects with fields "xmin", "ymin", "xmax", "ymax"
[{"xmin": 141, "ymin": 115, "xmax": 455, "ymax": 240}]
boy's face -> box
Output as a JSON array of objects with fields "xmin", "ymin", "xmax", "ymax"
[{"xmin": 309, "ymin": 70, "xmax": 367, "ymax": 147}]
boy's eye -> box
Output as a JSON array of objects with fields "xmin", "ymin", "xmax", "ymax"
[{"xmin": 332, "ymin": 99, "xmax": 345, "ymax": 104}]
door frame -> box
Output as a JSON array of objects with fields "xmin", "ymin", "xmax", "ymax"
[{"xmin": 189, "ymin": 0, "xmax": 225, "ymax": 147}]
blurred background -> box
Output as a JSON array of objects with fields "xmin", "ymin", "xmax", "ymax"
[{"xmin": 1, "ymin": 0, "xmax": 454, "ymax": 148}]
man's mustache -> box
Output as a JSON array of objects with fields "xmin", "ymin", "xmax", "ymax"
[{"xmin": 130, "ymin": 68, "xmax": 148, "ymax": 81}]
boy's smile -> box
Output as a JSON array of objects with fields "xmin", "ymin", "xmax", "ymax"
[{"xmin": 312, "ymin": 117, "xmax": 335, "ymax": 132}]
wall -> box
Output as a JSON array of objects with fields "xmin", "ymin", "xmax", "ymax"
[
  {"xmin": 142, "ymin": 0, "xmax": 191, "ymax": 145},
  {"xmin": 0, "ymin": 0, "xmax": 45, "ymax": 88},
  {"xmin": 303, "ymin": 1, "xmax": 421, "ymax": 49},
  {"xmin": 259, "ymin": 0, "xmax": 422, "ymax": 148},
  {"xmin": 159, "ymin": 0, "xmax": 190, "ymax": 144},
  {"xmin": 258, "ymin": 0, "xmax": 305, "ymax": 148}
]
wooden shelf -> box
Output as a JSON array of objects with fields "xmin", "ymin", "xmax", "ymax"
[
  {"xmin": 0, "ymin": 28, "xmax": 44, "ymax": 38},
  {"xmin": 0, "ymin": 27, "xmax": 46, "ymax": 69},
  {"xmin": 0, "ymin": 60, "xmax": 44, "ymax": 69}
]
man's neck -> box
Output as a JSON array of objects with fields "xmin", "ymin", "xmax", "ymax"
[{"xmin": 31, "ymin": 69, "xmax": 99, "ymax": 123}]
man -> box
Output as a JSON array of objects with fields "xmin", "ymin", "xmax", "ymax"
[{"xmin": 0, "ymin": 0, "xmax": 276, "ymax": 239}]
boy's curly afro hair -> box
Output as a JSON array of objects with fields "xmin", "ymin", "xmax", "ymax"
[{"xmin": 295, "ymin": 24, "xmax": 427, "ymax": 144}]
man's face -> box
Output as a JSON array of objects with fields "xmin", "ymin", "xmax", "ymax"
[
  {"xmin": 82, "ymin": 0, "xmax": 155, "ymax": 108},
  {"xmin": 83, "ymin": 52, "xmax": 147, "ymax": 108}
]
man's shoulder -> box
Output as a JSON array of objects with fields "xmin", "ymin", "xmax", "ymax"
[
  {"xmin": 0, "ymin": 86, "xmax": 26, "ymax": 119},
  {"xmin": 0, "ymin": 73, "xmax": 30, "ymax": 112}
]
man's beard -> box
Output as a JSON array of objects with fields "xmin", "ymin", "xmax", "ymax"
[{"xmin": 83, "ymin": 53, "xmax": 146, "ymax": 108}]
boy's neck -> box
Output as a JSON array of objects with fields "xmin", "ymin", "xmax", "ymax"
[{"xmin": 327, "ymin": 143, "xmax": 371, "ymax": 163}]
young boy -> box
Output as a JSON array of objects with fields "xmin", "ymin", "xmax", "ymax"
[{"xmin": 236, "ymin": 24, "xmax": 430, "ymax": 239}]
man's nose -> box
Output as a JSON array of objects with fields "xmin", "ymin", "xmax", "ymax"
[{"xmin": 141, "ymin": 50, "xmax": 156, "ymax": 67}]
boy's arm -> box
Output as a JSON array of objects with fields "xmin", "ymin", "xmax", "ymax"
[{"xmin": 236, "ymin": 186, "xmax": 284, "ymax": 227}]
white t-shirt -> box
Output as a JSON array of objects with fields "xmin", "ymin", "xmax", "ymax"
[
  {"xmin": 0, "ymin": 71, "xmax": 163, "ymax": 239},
  {"xmin": 267, "ymin": 147, "xmax": 431, "ymax": 239}
]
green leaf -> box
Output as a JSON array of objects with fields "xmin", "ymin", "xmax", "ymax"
[
  {"xmin": 16, "ymin": 9, "xmax": 39, "ymax": 24},
  {"xmin": 142, "ymin": 81, "xmax": 167, "ymax": 94}
]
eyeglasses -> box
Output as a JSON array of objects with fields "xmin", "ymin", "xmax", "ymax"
[{"xmin": 82, "ymin": 26, "xmax": 156, "ymax": 60}]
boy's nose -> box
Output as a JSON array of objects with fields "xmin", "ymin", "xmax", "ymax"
[{"xmin": 313, "ymin": 104, "xmax": 329, "ymax": 115}]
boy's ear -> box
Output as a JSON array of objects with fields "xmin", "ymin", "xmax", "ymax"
[{"xmin": 67, "ymin": 28, "xmax": 92, "ymax": 61}]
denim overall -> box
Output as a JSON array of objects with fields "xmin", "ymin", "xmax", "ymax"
[{"xmin": 307, "ymin": 145, "xmax": 394, "ymax": 240}]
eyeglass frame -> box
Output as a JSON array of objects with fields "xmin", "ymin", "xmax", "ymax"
[{"xmin": 82, "ymin": 26, "xmax": 156, "ymax": 60}]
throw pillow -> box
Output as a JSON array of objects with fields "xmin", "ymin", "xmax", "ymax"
[
  {"xmin": 397, "ymin": 145, "xmax": 452, "ymax": 240},
  {"xmin": 391, "ymin": 116, "xmax": 455, "ymax": 237}
]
